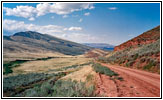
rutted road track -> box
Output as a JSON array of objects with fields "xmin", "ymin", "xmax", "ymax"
[{"xmin": 96, "ymin": 63, "xmax": 160, "ymax": 97}]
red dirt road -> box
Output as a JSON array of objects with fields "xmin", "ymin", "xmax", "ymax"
[{"xmin": 96, "ymin": 63, "xmax": 160, "ymax": 97}]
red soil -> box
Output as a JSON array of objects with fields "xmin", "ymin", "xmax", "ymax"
[{"xmin": 95, "ymin": 63, "xmax": 160, "ymax": 97}]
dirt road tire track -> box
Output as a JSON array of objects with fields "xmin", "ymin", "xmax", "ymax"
[{"xmin": 96, "ymin": 63, "xmax": 160, "ymax": 97}]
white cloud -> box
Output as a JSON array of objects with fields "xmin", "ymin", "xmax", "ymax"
[
  {"xmin": 79, "ymin": 18, "xmax": 83, "ymax": 22},
  {"xmin": 4, "ymin": 19, "xmax": 82, "ymax": 33},
  {"xmin": 63, "ymin": 33, "xmax": 98, "ymax": 43},
  {"xmin": 62, "ymin": 15, "xmax": 68, "ymax": 18},
  {"xmin": 29, "ymin": 17, "xmax": 35, "ymax": 21},
  {"xmin": 3, "ymin": 3, "xmax": 95, "ymax": 19},
  {"xmin": 89, "ymin": 6, "xmax": 95, "ymax": 10},
  {"xmin": 3, "ymin": 19, "xmax": 64, "ymax": 34},
  {"xmin": 3, "ymin": 19, "xmax": 101, "ymax": 43},
  {"xmin": 108, "ymin": 7, "xmax": 117, "ymax": 10},
  {"xmin": 69, "ymin": 27, "xmax": 82, "ymax": 31},
  {"xmin": 3, "ymin": 6, "xmax": 36, "ymax": 20},
  {"xmin": 64, "ymin": 27, "xmax": 82, "ymax": 31},
  {"xmin": 84, "ymin": 12, "xmax": 90, "ymax": 16}
]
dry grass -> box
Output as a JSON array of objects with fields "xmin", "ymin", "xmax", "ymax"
[
  {"xmin": 61, "ymin": 65, "xmax": 96, "ymax": 82},
  {"xmin": 12, "ymin": 57, "xmax": 92, "ymax": 74},
  {"xmin": 3, "ymin": 52, "xmax": 67, "ymax": 62}
]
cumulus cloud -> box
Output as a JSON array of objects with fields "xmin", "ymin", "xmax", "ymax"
[
  {"xmin": 3, "ymin": 19, "xmax": 64, "ymax": 34},
  {"xmin": 3, "ymin": 6, "xmax": 36, "ymax": 21},
  {"xmin": 3, "ymin": 19, "xmax": 100, "ymax": 43},
  {"xmin": 84, "ymin": 12, "xmax": 90, "ymax": 16},
  {"xmin": 3, "ymin": 19, "xmax": 82, "ymax": 33},
  {"xmin": 108, "ymin": 7, "xmax": 117, "ymax": 10},
  {"xmin": 29, "ymin": 17, "xmax": 35, "ymax": 21},
  {"xmin": 3, "ymin": 3, "xmax": 95, "ymax": 20},
  {"xmin": 64, "ymin": 27, "xmax": 82, "ymax": 31}
]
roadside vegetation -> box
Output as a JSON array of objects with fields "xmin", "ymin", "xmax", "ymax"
[
  {"xmin": 92, "ymin": 63, "xmax": 118, "ymax": 77},
  {"xmin": 4, "ymin": 63, "xmax": 97, "ymax": 97},
  {"xmin": 97, "ymin": 39, "xmax": 160, "ymax": 73},
  {"xmin": 17, "ymin": 79, "xmax": 96, "ymax": 97},
  {"xmin": 3, "ymin": 55, "xmax": 97, "ymax": 97}
]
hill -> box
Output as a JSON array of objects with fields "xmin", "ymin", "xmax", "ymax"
[
  {"xmin": 3, "ymin": 31, "xmax": 91, "ymax": 55},
  {"xmin": 84, "ymin": 49, "xmax": 109, "ymax": 58},
  {"xmin": 83, "ymin": 43, "xmax": 114, "ymax": 51},
  {"xmin": 114, "ymin": 25, "xmax": 160, "ymax": 51},
  {"xmin": 98, "ymin": 26, "xmax": 160, "ymax": 73}
]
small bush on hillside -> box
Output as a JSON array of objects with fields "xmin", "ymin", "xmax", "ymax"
[
  {"xmin": 140, "ymin": 57, "xmax": 146, "ymax": 63},
  {"xmin": 125, "ymin": 60, "xmax": 135, "ymax": 67},
  {"xmin": 143, "ymin": 60, "xmax": 157, "ymax": 70}
]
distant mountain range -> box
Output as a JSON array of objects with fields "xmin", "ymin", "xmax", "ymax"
[
  {"xmin": 3, "ymin": 31, "xmax": 92, "ymax": 55},
  {"xmin": 82, "ymin": 43, "xmax": 114, "ymax": 51}
]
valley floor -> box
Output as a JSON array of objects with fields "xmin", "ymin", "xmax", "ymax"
[{"xmin": 3, "ymin": 53, "xmax": 160, "ymax": 97}]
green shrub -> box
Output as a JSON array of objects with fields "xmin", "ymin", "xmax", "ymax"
[
  {"xmin": 116, "ymin": 77, "xmax": 124, "ymax": 81},
  {"xmin": 105, "ymin": 39, "xmax": 160, "ymax": 69},
  {"xmin": 25, "ymin": 89, "xmax": 38, "ymax": 97},
  {"xmin": 3, "ymin": 60, "xmax": 28, "ymax": 75},
  {"xmin": 140, "ymin": 57, "xmax": 146, "ymax": 63},
  {"xmin": 92, "ymin": 63, "xmax": 118, "ymax": 77},
  {"xmin": 86, "ymin": 74, "xmax": 94, "ymax": 82},
  {"xmin": 23, "ymin": 79, "xmax": 96, "ymax": 97},
  {"xmin": 143, "ymin": 61, "xmax": 157, "ymax": 70},
  {"xmin": 125, "ymin": 63, "xmax": 129, "ymax": 67},
  {"xmin": 133, "ymin": 53, "xmax": 139, "ymax": 60},
  {"xmin": 127, "ymin": 60, "xmax": 134, "ymax": 66},
  {"xmin": 97, "ymin": 57, "xmax": 108, "ymax": 63},
  {"xmin": 52, "ymin": 80, "xmax": 96, "ymax": 97},
  {"xmin": 3, "ymin": 72, "xmax": 65, "ymax": 93}
]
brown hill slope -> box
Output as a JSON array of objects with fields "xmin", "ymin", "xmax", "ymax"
[
  {"xmin": 84, "ymin": 49, "xmax": 109, "ymax": 58},
  {"xmin": 3, "ymin": 31, "xmax": 92, "ymax": 56}
]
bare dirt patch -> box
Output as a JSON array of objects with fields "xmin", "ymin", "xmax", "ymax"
[
  {"xmin": 101, "ymin": 63, "xmax": 160, "ymax": 97},
  {"xmin": 95, "ymin": 73, "xmax": 117, "ymax": 97}
]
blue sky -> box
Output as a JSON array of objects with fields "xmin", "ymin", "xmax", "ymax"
[{"xmin": 3, "ymin": 3, "xmax": 160, "ymax": 45}]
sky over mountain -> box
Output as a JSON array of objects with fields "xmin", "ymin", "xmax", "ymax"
[{"xmin": 3, "ymin": 3, "xmax": 160, "ymax": 45}]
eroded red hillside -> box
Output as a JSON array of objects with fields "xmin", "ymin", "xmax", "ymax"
[{"xmin": 114, "ymin": 26, "xmax": 160, "ymax": 51}]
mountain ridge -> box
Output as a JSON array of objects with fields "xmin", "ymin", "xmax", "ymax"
[
  {"xmin": 83, "ymin": 43, "xmax": 114, "ymax": 51},
  {"xmin": 3, "ymin": 31, "xmax": 92, "ymax": 55}
]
